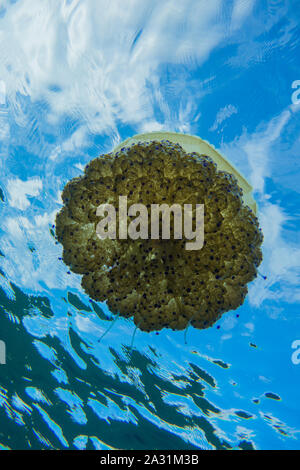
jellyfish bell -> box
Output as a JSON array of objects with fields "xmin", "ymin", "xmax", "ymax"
[
  {"xmin": 113, "ymin": 132, "xmax": 257, "ymax": 214},
  {"xmin": 55, "ymin": 131, "xmax": 263, "ymax": 333}
]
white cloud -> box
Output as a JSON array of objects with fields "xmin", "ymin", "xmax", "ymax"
[
  {"xmin": 0, "ymin": 0, "xmax": 258, "ymax": 135},
  {"xmin": 210, "ymin": 104, "xmax": 238, "ymax": 131},
  {"xmin": 249, "ymin": 201, "xmax": 300, "ymax": 306},
  {"xmin": 243, "ymin": 110, "xmax": 291, "ymax": 194},
  {"xmin": 219, "ymin": 108, "xmax": 300, "ymax": 306},
  {"xmin": 1, "ymin": 209, "xmax": 81, "ymax": 291},
  {"xmin": 231, "ymin": 0, "xmax": 256, "ymax": 30},
  {"xmin": 49, "ymin": 126, "xmax": 87, "ymax": 161},
  {"xmin": 6, "ymin": 177, "xmax": 43, "ymax": 210},
  {"xmin": 220, "ymin": 109, "xmax": 292, "ymax": 193}
]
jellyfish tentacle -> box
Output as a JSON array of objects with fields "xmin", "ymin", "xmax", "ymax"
[
  {"xmin": 184, "ymin": 315, "xmax": 196, "ymax": 344},
  {"xmin": 129, "ymin": 322, "xmax": 140, "ymax": 352},
  {"xmin": 258, "ymin": 271, "xmax": 267, "ymax": 280},
  {"xmin": 98, "ymin": 312, "xmax": 120, "ymax": 343}
]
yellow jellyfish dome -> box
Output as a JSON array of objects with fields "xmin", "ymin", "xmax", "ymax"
[{"xmin": 55, "ymin": 131, "xmax": 263, "ymax": 332}]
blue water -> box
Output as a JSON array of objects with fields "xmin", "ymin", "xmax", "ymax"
[{"xmin": 0, "ymin": 0, "xmax": 300, "ymax": 450}]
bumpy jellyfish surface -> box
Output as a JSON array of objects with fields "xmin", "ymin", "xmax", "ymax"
[{"xmin": 56, "ymin": 140, "xmax": 263, "ymax": 332}]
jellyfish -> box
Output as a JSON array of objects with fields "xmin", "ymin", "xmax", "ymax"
[{"xmin": 55, "ymin": 132, "xmax": 263, "ymax": 332}]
